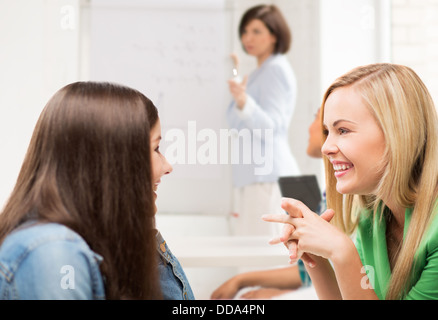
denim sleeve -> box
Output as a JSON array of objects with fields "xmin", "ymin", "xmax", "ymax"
[
  {"xmin": 13, "ymin": 240, "xmax": 102, "ymax": 299},
  {"xmin": 298, "ymin": 259, "xmax": 312, "ymax": 287}
]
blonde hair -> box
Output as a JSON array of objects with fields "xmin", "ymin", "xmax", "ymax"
[{"xmin": 321, "ymin": 63, "xmax": 438, "ymax": 299}]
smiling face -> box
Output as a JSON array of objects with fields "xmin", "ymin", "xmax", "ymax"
[
  {"xmin": 241, "ymin": 19, "xmax": 276, "ymax": 64},
  {"xmin": 150, "ymin": 119, "xmax": 172, "ymax": 212},
  {"xmin": 322, "ymin": 86, "xmax": 387, "ymax": 195}
]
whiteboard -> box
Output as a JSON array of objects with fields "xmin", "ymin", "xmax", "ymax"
[{"xmin": 87, "ymin": 0, "xmax": 233, "ymax": 215}]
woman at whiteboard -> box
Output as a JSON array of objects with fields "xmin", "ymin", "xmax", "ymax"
[{"xmin": 227, "ymin": 4, "xmax": 300, "ymax": 236}]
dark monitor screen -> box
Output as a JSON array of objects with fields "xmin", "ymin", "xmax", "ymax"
[{"xmin": 278, "ymin": 175, "xmax": 322, "ymax": 213}]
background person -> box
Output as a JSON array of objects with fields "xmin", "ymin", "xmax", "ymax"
[{"xmin": 227, "ymin": 4, "xmax": 300, "ymax": 236}]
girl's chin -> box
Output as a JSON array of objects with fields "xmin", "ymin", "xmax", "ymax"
[
  {"xmin": 336, "ymin": 179, "xmax": 376, "ymax": 196},
  {"xmin": 335, "ymin": 183, "xmax": 352, "ymax": 195}
]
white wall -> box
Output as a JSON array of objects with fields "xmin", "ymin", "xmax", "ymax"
[
  {"xmin": 0, "ymin": 0, "xmax": 81, "ymax": 208},
  {"xmin": 391, "ymin": 0, "xmax": 438, "ymax": 106},
  {"xmin": 320, "ymin": 0, "xmax": 392, "ymax": 91}
]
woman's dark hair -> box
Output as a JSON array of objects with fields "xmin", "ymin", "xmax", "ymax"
[
  {"xmin": 0, "ymin": 82, "xmax": 161, "ymax": 299},
  {"xmin": 239, "ymin": 4, "xmax": 292, "ymax": 54}
]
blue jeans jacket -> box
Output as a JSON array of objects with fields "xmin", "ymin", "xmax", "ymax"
[
  {"xmin": 298, "ymin": 191, "xmax": 327, "ymax": 287},
  {"xmin": 0, "ymin": 222, "xmax": 105, "ymax": 300},
  {"xmin": 156, "ymin": 231, "xmax": 195, "ymax": 300}
]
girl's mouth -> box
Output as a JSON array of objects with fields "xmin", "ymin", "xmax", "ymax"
[{"xmin": 333, "ymin": 163, "xmax": 354, "ymax": 178}]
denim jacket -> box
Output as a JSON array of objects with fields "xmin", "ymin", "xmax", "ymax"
[
  {"xmin": 298, "ymin": 191, "xmax": 327, "ymax": 287},
  {"xmin": 156, "ymin": 231, "xmax": 195, "ymax": 300},
  {"xmin": 0, "ymin": 222, "xmax": 105, "ymax": 300}
]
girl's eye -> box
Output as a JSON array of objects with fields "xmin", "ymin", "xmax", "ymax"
[
  {"xmin": 155, "ymin": 146, "xmax": 160, "ymax": 153},
  {"xmin": 338, "ymin": 128, "xmax": 350, "ymax": 135}
]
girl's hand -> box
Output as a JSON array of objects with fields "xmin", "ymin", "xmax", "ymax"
[
  {"xmin": 262, "ymin": 198, "xmax": 340, "ymax": 265},
  {"xmin": 210, "ymin": 276, "xmax": 242, "ymax": 300},
  {"xmin": 240, "ymin": 288, "xmax": 292, "ymax": 300}
]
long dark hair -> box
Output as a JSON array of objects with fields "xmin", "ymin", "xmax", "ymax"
[{"xmin": 0, "ymin": 82, "xmax": 161, "ymax": 299}]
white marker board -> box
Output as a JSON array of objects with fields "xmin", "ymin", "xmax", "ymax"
[{"xmin": 87, "ymin": 0, "xmax": 233, "ymax": 215}]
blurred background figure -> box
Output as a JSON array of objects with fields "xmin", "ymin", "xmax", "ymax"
[{"xmin": 227, "ymin": 4, "xmax": 300, "ymax": 236}]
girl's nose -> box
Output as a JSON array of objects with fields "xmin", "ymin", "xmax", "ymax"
[
  {"xmin": 321, "ymin": 135, "xmax": 338, "ymax": 157},
  {"xmin": 163, "ymin": 157, "xmax": 173, "ymax": 175}
]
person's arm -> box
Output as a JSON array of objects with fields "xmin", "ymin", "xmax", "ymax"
[
  {"xmin": 227, "ymin": 63, "xmax": 294, "ymax": 132},
  {"xmin": 210, "ymin": 265, "xmax": 302, "ymax": 299},
  {"xmin": 302, "ymin": 255, "xmax": 341, "ymax": 299},
  {"xmin": 302, "ymin": 244, "xmax": 380, "ymax": 300},
  {"xmin": 263, "ymin": 198, "xmax": 379, "ymax": 300},
  {"xmin": 239, "ymin": 287, "xmax": 295, "ymax": 299}
]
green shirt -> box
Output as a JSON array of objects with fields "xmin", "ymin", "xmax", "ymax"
[{"xmin": 355, "ymin": 205, "xmax": 438, "ymax": 300}]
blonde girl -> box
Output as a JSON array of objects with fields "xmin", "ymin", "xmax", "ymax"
[{"xmin": 264, "ymin": 63, "xmax": 438, "ymax": 299}]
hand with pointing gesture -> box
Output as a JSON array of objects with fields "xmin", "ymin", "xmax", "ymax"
[{"xmin": 262, "ymin": 198, "xmax": 346, "ymax": 268}]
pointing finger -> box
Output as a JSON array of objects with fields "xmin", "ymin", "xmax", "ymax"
[
  {"xmin": 261, "ymin": 213, "xmax": 292, "ymax": 224},
  {"xmin": 281, "ymin": 198, "xmax": 307, "ymax": 218},
  {"xmin": 268, "ymin": 236, "xmax": 283, "ymax": 245}
]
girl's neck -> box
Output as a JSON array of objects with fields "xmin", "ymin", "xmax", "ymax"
[{"xmin": 256, "ymin": 52, "xmax": 273, "ymax": 67}]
